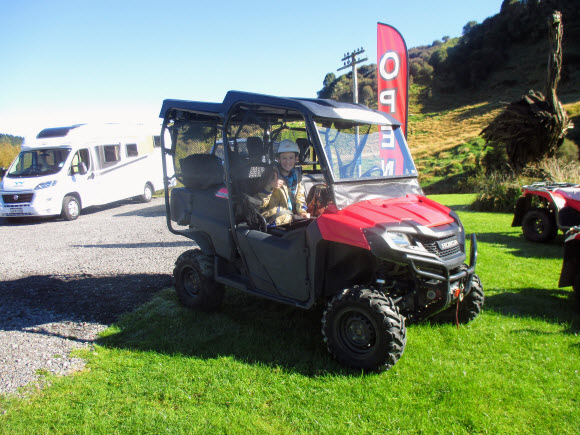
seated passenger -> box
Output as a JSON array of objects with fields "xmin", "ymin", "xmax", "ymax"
[{"xmin": 257, "ymin": 139, "xmax": 310, "ymax": 226}]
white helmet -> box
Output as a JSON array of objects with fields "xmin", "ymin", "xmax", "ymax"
[{"xmin": 277, "ymin": 139, "xmax": 300, "ymax": 155}]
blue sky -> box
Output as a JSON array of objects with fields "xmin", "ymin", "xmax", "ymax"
[{"xmin": 0, "ymin": 0, "xmax": 503, "ymax": 138}]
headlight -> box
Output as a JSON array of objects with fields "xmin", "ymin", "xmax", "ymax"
[
  {"xmin": 386, "ymin": 231, "xmax": 411, "ymax": 248},
  {"xmin": 35, "ymin": 180, "xmax": 57, "ymax": 190}
]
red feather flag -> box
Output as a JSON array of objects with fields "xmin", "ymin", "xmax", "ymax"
[{"xmin": 377, "ymin": 22, "xmax": 409, "ymax": 176}]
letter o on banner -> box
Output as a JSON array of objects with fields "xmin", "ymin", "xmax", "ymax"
[{"xmin": 379, "ymin": 50, "xmax": 400, "ymax": 81}]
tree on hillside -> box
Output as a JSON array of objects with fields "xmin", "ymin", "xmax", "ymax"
[
  {"xmin": 462, "ymin": 21, "xmax": 478, "ymax": 36},
  {"xmin": 480, "ymin": 11, "xmax": 573, "ymax": 172}
]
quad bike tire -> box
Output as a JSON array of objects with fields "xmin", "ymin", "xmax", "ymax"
[
  {"xmin": 522, "ymin": 208, "xmax": 557, "ymax": 243},
  {"xmin": 322, "ymin": 286, "xmax": 406, "ymax": 372},
  {"xmin": 173, "ymin": 249, "xmax": 225, "ymax": 312},
  {"xmin": 434, "ymin": 275, "xmax": 484, "ymax": 324}
]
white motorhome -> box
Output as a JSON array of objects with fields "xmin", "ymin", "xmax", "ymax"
[{"xmin": 0, "ymin": 123, "xmax": 168, "ymax": 220}]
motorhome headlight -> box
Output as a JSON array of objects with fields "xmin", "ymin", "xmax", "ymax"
[
  {"xmin": 35, "ymin": 180, "xmax": 57, "ymax": 190},
  {"xmin": 385, "ymin": 231, "xmax": 412, "ymax": 248}
]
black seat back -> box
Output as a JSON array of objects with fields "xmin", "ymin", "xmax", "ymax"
[{"xmin": 179, "ymin": 154, "xmax": 224, "ymax": 190}]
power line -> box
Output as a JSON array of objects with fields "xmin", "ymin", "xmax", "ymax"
[{"xmin": 337, "ymin": 48, "xmax": 368, "ymax": 103}]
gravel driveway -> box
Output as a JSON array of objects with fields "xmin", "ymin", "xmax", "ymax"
[{"xmin": 0, "ymin": 197, "xmax": 192, "ymax": 396}]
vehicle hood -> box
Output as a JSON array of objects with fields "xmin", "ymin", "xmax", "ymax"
[
  {"xmin": 316, "ymin": 194, "xmax": 458, "ymax": 250},
  {"xmin": 1, "ymin": 175, "xmax": 55, "ymax": 191}
]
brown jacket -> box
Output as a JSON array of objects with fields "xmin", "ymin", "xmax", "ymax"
[{"xmin": 257, "ymin": 167, "xmax": 306, "ymax": 226}]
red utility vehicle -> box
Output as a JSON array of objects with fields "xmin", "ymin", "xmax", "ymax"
[
  {"xmin": 559, "ymin": 226, "xmax": 580, "ymax": 309},
  {"xmin": 512, "ymin": 182, "xmax": 580, "ymax": 242},
  {"xmin": 159, "ymin": 91, "xmax": 483, "ymax": 371}
]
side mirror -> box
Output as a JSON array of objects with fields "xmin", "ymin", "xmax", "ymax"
[
  {"xmin": 0, "ymin": 167, "xmax": 6, "ymax": 179},
  {"xmin": 78, "ymin": 162, "xmax": 88, "ymax": 175}
]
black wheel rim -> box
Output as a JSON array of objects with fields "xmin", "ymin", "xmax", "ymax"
[
  {"xmin": 337, "ymin": 309, "xmax": 377, "ymax": 355},
  {"xmin": 531, "ymin": 216, "xmax": 545, "ymax": 235},
  {"xmin": 182, "ymin": 265, "xmax": 200, "ymax": 298}
]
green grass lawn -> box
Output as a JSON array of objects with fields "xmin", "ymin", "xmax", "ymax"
[{"xmin": 1, "ymin": 194, "xmax": 578, "ymax": 434}]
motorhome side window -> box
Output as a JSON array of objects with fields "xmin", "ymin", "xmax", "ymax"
[
  {"xmin": 102, "ymin": 144, "xmax": 121, "ymax": 166},
  {"xmin": 70, "ymin": 149, "xmax": 90, "ymax": 174},
  {"xmin": 126, "ymin": 143, "xmax": 138, "ymax": 157}
]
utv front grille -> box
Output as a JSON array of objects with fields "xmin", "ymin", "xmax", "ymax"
[
  {"xmin": 2, "ymin": 193, "xmax": 34, "ymax": 204},
  {"xmin": 423, "ymin": 239, "xmax": 461, "ymax": 258}
]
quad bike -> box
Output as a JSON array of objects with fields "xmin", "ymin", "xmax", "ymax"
[
  {"xmin": 512, "ymin": 182, "xmax": 580, "ymax": 243},
  {"xmin": 559, "ymin": 225, "xmax": 580, "ymax": 309},
  {"xmin": 158, "ymin": 91, "xmax": 484, "ymax": 371}
]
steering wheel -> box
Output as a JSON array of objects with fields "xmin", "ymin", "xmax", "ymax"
[{"xmin": 361, "ymin": 166, "xmax": 383, "ymax": 177}]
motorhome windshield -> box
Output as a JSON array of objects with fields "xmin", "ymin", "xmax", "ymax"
[
  {"xmin": 7, "ymin": 148, "xmax": 71, "ymax": 178},
  {"xmin": 314, "ymin": 119, "xmax": 417, "ymax": 181}
]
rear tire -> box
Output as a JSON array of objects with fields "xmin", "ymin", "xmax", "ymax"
[
  {"xmin": 141, "ymin": 183, "xmax": 153, "ymax": 203},
  {"xmin": 322, "ymin": 287, "xmax": 406, "ymax": 372},
  {"xmin": 61, "ymin": 195, "xmax": 80, "ymax": 221},
  {"xmin": 173, "ymin": 249, "xmax": 224, "ymax": 312},
  {"xmin": 522, "ymin": 208, "xmax": 557, "ymax": 242}
]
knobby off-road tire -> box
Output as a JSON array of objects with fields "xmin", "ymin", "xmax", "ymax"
[
  {"xmin": 61, "ymin": 195, "xmax": 81, "ymax": 221},
  {"xmin": 322, "ymin": 287, "xmax": 406, "ymax": 372},
  {"xmin": 173, "ymin": 249, "xmax": 224, "ymax": 312},
  {"xmin": 433, "ymin": 274, "xmax": 484, "ymax": 324},
  {"xmin": 522, "ymin": 208, "xmax": 557, "ymax": 243},
  {"xmin": 457, "ymin": 274, "xmax": 484, "ymax": 323}
]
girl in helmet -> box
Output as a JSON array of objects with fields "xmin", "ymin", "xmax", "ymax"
[{"xmin": 257, "ymin": 139, "xmax": 310, "ymax": 227}]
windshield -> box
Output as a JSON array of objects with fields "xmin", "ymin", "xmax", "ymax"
[
  {"xmin": 7, "ymin": 148, "xmax": 71, "ymax": 178},
  {"xmin": 314, "ymin": 119, "xmax": 417, "ymax": 181}
]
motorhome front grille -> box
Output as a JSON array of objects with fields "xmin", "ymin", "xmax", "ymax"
[
  {"xmin": 423, "ymin": 239, "xmax": 461, "ymax": 259},
  {"xmin": 2, "ymin": 193, "xmax": 34, "ymax": 204}
]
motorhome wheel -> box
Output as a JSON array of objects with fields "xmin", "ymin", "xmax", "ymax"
[
  {"xmin": 141, "ymin": 183, "xmax": 153, "ymax": 203},
  {"xmin": 61, "ymin": 195, "xmax": 80, "ymax": 221}
]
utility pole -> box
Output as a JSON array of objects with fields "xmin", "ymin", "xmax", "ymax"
[{"xmin": 337, "ymin": 48, "xmax": 368, "ymax": 103}]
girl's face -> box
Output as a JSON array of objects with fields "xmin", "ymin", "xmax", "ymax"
[{"xmin": 278, "ymin": 152, "xmax": 297, "ymax": 175}]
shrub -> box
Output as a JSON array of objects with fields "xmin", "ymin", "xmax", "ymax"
[
  {"xmin": 0, "ymin": 143, "xmax": 19, "ymax": 169},
  {"xmin": 446, "ymin": 161, "xmax": 463, "ymax": 174},
  {"xmin": 556, "ymin": 139, "xmax": 579, "ymax": 163},
  {"xmin": 469, "ymin": 173, "xmax": 522, "ymax": 212},
  {"xmin": 523, "ymin": 156, "xmax": 580, "ymax": 184}
]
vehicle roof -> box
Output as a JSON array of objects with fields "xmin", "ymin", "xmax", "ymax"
[
  {"xmin": 22, "ymin": 123, "xmax": 160, "ymax": 150},
  {"xmin": 159, "ymin": 90, "xmax": 401, "ymax": 126}
]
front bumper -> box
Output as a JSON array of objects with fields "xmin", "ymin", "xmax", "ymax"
[
  {"xmin": 406, "ymin": 233, "xmax": 478, "ymax": 293},
  {"xmin": 0, "ymin": 191, "xmax": 62, "ymax": 217}
]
